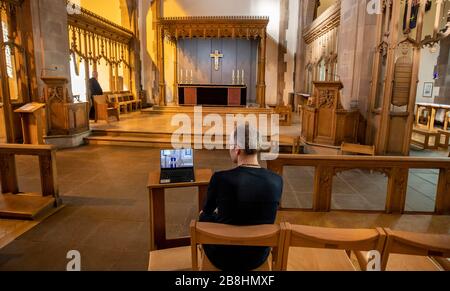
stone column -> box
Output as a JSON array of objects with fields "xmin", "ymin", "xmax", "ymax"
[
  {"xmin": 337, "ymin": 0, "xmax": 377, "ymax": 112},
  {"xmin": 294, "ymin": 0, "xmax": 316, "ymax": 94},
  {"xmin": 30, "ymin": 0, "xmax": 73, "ymax": 102}
]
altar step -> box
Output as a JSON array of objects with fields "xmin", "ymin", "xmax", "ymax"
[
  {"xmin": 85, "ymin": 129, "xmax": 301, "ymax": 152},
  {"xmin": 142, "ymin": 106, "xmax": 274, "ymax": 116},
  {"xmin": 85, "ymin": 129, "xmax": 231, "ymax": 148}
]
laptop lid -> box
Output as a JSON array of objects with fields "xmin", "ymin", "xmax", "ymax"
[{"xmin": 160, "ymin": 149, "xmax": 194, "ymax": 170}]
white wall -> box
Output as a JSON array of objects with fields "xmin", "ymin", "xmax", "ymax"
[
  {"xmin": 149, "ymin": 0, "xmax": 298, "ymax": 105},
  {"xmin": 416, "ymin": 48, "xmax": 440, "ymax": 104}
]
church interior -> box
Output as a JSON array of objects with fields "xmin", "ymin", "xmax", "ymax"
[{"xmin": 0, "ymin": 0, "xmax": 449, "ymax": 272}]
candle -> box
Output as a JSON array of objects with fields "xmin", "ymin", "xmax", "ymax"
[
  {"xmin": 232, "ymin": 70, "xmax": 235, "ymax": 84},
  {"xmin": 242, "ymin": 69, "xmax": 245, "ymax": 84},
  {"xmin": 180, "ymin": 69, "xmax": 183, "ymax": 84},
  {"xmin": 237, "ymin": 70, "xmax": 240, "ymax": 84}
]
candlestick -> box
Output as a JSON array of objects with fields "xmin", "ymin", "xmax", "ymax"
[
  {"xmin": 232, "ymin": 70, "xmax": 235, "ymax": 85},
  {"xmin": 242, "ymin": 69, "xmax": 245, "ymax": 85},
  {"xmin": 237, "ymin": 69, "xmax": 240, "ymax": 85},
  {"xmin": 180, "ymin": 69, "xmax": 183, "ymax": 84}
]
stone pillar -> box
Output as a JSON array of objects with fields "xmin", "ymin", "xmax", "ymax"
[
  {"xmin": 337, "ymin": 0, "xmax": 377, "ymax": 112},
  {"xmin": 435, "ymin": 37, "xmax": 450, "ymax": 104},
  {"xmin": 294, "ymin": 0, "xmax": 315, "ymax": 94},
  {"xmin": 30, "ymin": 0, "xmax": 73, "ymax": 102}
]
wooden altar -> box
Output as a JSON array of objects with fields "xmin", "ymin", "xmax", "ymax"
[
  {"xmin": 178, "ymin": 84, "xmax": 247, "ymax": 106},
  {"xmin": 157, "ymin": 16, "xmax": 269, "ymax": 107},
  {"xmin": 301, "ymin": 81, "xmax": 359, "ymax": 146}
]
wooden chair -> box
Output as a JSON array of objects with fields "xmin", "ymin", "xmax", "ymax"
[
  {"xmin": 282, "ymin": 223, "xmax": 386, "ymax": 271},
  {"xmin": 341, "ymin": 142, "xmax": 375, "ymax": 156},
  {"xmin": 279, "ymin": 135, "xmax": 302, "ymax": 154},
  {"xmin": 274, "ymin": 105, "xmax": 292, "ymax": 126},
  {"xmin": 190, "ymin": 220, "xmax": 286, "ymax": 271},
  {"xmin": 379, "ymin": 229, "xmax": 450, "ymax": 271},
  {"xmin": 94, "ymin": 95, "xmax": 120, "ymax": 123}
]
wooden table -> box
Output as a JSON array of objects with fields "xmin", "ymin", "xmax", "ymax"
[{"xmin": 147, "ymin": 168, "xmax": 212, "ymax": 251}]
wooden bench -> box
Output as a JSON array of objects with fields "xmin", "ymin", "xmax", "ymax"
[
  {"xmin": 282, "ymin": 223, "xmax": 385, "ymax": 271},
  {"xmin": 190, "ymin": 221, "xmax": 286, "ymax": 271},
  {"xmin": 94, "ymin": 95, "xmax": 120, "ymax": 123},
  {"xmin": 0, "ymin": 144, "xmax": 61, "ymax": 219},
  {"xmin": 411, "ymin": 128, "xmax": 440, "ymax": 150},
  {"xmin": 341, "ymin": 142, "xmax": 375, "ymax": 156}
]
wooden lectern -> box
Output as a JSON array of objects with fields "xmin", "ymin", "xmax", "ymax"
[{"xmin": 14, "ymin": 103, "xmax": 46, "ymax": 145}]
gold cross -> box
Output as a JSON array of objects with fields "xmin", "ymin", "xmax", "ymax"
[{"xmin": 210, "ymin": 50, "xmax": 224, "ymax": 71}]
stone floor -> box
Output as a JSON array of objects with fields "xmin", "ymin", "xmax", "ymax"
[{"xmin": 0, "ymin": 144, "xmax": 448, "ymax": 270}]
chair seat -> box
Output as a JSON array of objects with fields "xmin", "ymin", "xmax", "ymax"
[
  {"xmin": 148, "ymin": 246, "xmax": 192, "ymax": 271},
  {"xmin": 357, "ymin": 251, "xmax": 443, "ymax": 271},
  {"xmin": 385, "ymin": 254, "xmax": 442, "ymax": 271},
  {"xmin": 287, "ymin": 248, "xmax": 356, "ymax": 271}
]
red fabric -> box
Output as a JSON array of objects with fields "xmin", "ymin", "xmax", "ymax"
[
  {"xmin": 227, "ymin": 88, "xmax": 241, "ymax": 106},
  {"xmin": 184, "ymin": 88, "xmax": 197, "ymax": 105}
]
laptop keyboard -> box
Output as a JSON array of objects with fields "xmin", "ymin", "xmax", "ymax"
[{"xmin": 161, "ymin": 169, "xmax": 195, "ymax": 184}]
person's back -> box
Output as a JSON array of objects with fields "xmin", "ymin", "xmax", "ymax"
[{"xmin": 199, "ymin": 124, "xmax": 283, "ymax": 271}]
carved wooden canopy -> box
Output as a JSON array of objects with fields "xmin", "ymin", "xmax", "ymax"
[
  {"xmin": 159, "ymin": 16, "xmax": 269, "ymax": 40},
  {"xmin": 303, "ymin": 1, "xmax": 340, "ymax": 44},
  {"xmin": 67, "ymin": 5, "xmax": 134, "ymax": 44}
]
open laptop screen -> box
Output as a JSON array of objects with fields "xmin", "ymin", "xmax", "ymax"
[{"xmin": 160, "ymin": 149, "xmax": 194, "ymax": 169}]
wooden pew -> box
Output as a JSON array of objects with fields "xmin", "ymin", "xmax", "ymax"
[
  {"xmin": 438, "ymin": 129, "xmax": 450, "ymax": 149},
  {"xmin": 190, "ymin": 221, "xmax": 286, "ymax": 271},
  {"xmin": 94, "ymin": 95, "xmax": 120, "ymax": 123},
  {"xmin": 282, "ymin": 223, "xmax": 385, "ymax": 271},
  {"xmin": 411, "ymin": 127, "xmax": 440, "ymax": 150},
  {"xmin": 0, "ymin": 144, "xmax": 61, "ymax": 219}
]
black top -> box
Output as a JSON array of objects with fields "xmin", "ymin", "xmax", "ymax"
[
  {"xmin": 199, "ymin": 166, "xmax": 283, "ymax": 271},
  {"xmin": 89, "ymin": 78, "xmax": 103, "ymax": 98}
]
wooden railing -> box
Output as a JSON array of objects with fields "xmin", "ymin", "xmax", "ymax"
[
  {"xmin": 267, "ymin": 155, "xmax": 450, "ymax": 215},
  {"xmin": 0, "ymin": 144, "xmax": 61, "ymax": 205}
]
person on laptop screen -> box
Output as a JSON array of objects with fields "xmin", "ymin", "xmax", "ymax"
[{"xmin": 199, "ymin": 124, "xmax": 283, "ymax": 271}]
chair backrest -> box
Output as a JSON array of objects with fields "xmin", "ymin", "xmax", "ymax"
[
  {"xmin": 190, "ymin": 220, "xmax": 286, "ymax": 271},
  {"xmin": 341, "ymin": 142, "xmax": 376, "ymax": 156},
  {"xmin": 93, "ymin": 95, "xmax": 108, "ymax": 105},
  {"xmin": 382, "ymin": 228, "xmax": 450, "ymax": 271},
  {"xmin": 282, "ymin": 223, "xmax": 386, "ymax": 270}
]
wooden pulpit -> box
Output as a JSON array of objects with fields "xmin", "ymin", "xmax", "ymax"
[
  {"xmin": 14, "ymin": 103, "xmax": 46, "ymax": 145},
  {"xmin": 301, "ymin": 81, "xmax": 359, "ymax": 146},
  {"xmin": 41, "ymin": 77, "xmax": 89, "ymax": 136}
]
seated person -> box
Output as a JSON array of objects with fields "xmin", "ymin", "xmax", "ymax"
[{"xmin": 199, "ymin": 124, "xmax": 283, "ymax": 271}]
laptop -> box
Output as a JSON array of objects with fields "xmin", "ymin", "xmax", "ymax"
[{"xmin": 160, "ymin": 149, "xmax": 195, "ymax": 184}]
